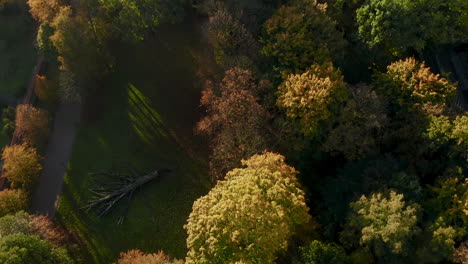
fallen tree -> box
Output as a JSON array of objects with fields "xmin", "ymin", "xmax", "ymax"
[{"xmin": 83, "ymin": 168, "xmax": 169, "ymax": 224}]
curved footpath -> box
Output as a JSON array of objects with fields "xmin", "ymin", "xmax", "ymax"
[{"xmin": 31, "ymin": 102, "xmax": 81, "ymax": 218}]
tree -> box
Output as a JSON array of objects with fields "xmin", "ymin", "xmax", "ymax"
[
  {"xmin": 0, "ymin": 234, "xmax": 73, "ymax": 264},
  {"xmin": 0, "ymin": 189, "xmax": 28, "ymax": 217},
  {"xmin": 185, "ymin": 152, "xmax": 310, "ymax": 264},
  {"xmin": 100, "ymin": 0, "xmax": 188, "ymax": 41},
  {"xmin": 206, "ymin": 7, "xmax": 258, "ymax": 69},
  {"xmin": 427, "ymin": 170, "xmax": 468, "ymax": 236},
  {"xmin": 322, "ymin": 85, "xmax": 388, "ymax": 160},
  {"xmin": 298, "ymin": 240, "xmax": 351, "ymax": 264},
  {"xmin": 261, "ymin": 0, "xmax": 345, "ymax": 73},
  {"xmin": 114, "ymin": 249, "xmax": 183, "ymax": 264},
  {"xmin": 356, "ymin": 0, "xmax": 468, "ymax": 55},
  {"xmin": 277, "ymin": 63, "xmax": 347, "ymax": 136},
  {"xmin": 15, "ymin": 104, "xmax": 49, "ymax": 148},
  {"xmin": 2, "ymin": 144, "xmax": 42, "ymax": 190},
  {"xmin": 27, "ymin": 0, "xmax": 62, "ymax": 23},
  {"xmin": 453, "ymin": 241, "xmax": 468, "ymax": 264},
  {"xmin": 0, "ymin": 211, "xmax": 33, "ymax": 237},
  {"xmin": 340, "ymin": 191, "xmax": 420, "ymax": 260},
  {"xmin": 374, "ymin": 58, "xmax": 457, "ymax": 110},
  {"xmin": 1, "ymin": 106, "xmax": 15, "ymax": 139},
  {"xmin": 198, "ymin": 68, "xmax": 271, "ymax": 179},
  {"xmin": 37, "ymin": 23, "xmax": 56, "ymax": 56}
]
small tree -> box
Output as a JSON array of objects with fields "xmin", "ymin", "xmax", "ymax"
[
  {"xmin": 340, "ymin": 191, "xmax": 420, "ymax": 259},
  {"xmin": 185, "ymin": 152, "xmax": 310, "ymax": 264},
  {"xmin": 277, "ymin": 63, "xmax": 347, "ymax": 136},
  {"xmin": 15, "ymin": 104, "xmax": 49, "ymax": 148},
  {"xmin": 0, "ymin": 189, "xmax": 28, "ymax": 217},
  {"xmin": 298, "ymin": 240, "xmax": 351, "ymax": 264},
  {"xmin": 114, "ymin": 249, "xmax": 183, "ymax": 264},
  {"xmin": 0, "ymin": 211, "xmax": 33, "ymax": 237},
  {"xmin": 0, "ymin": 233, "xmax": 73, "ymax": 264},
  {"xmin": 2, "ymin": 144, "xmax": 42, "ymax": 190}
]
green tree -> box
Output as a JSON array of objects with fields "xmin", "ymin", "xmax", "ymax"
[
  {"xmin": 0, "ymin": 211, "xmax": 33, "ymax": 236},
  {"xmin": 261, "ymin": 0, "xmax": 345, "ymax": 73},
  {"xmin": 185, "ymin": 152, "xmax": 310, "ymax": 264},
  {"xmin": 356, "ymin": 0, "xmax": 468, "ymax": 55},
  {"xmin": 298, "ymin": 240, "xmax": 350, "ymax": 264},
  {"xmin": 340, "ymin": 191, "xmax": 420, "ymax": 260},
  {"xmin": 100, "ymin": 0, "xmax": 187, "ymax": 41},
  {"xmin": 322, "ymin": 85, "xmax": 388, "ymax": 160},
  {"xmin": 0, "ymin": 189, "xmax": 28, "ymax": 217},
  {"xmin": 0, "ymin": 234, "xmax": 73, "ymax": 264},
  {"xmin": 277, "ymin": 63, "xmax": 347, "ymax": 136},
  {"xmin": 2, "ymin": 144, "xmax": 42, "ymax": 190}
]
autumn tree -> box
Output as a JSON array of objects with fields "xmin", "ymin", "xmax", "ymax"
[
  {"xmin": 198, "ymin": 68, "xmax": 271, "ymax": 179},
  {"xmin": 185, "ymin": 152, "xmax": 310, "ymax": 264},
  {"xmin": 262, "ymin": 0, "xmax": 345, "ymax": 73},
  {"xmin": 340, "ymin": 191, "xmax": 420, "ymax": 261},
  {"xmin": 277, "ymin": 63, "xmax": 347, "ymax": 136},
  {"xmin": 0, "ymin": 234, "xmax": 73, "ymax": 264},
  {"xmin": 426, "ymin": 169, "xmax": 468, "ymax": 237},
  {"xmin": 2, "ymin": 144, "xmax": 42, "ymax": 190},
  {"xmin": 15, "ymin": 104, "xmax": 49, "ymax": 148},
  {"xmin": 298, "ymin": 240, "xmax": 350, "ymax": 264},
  {"xmin": 27, "ymin": 0, "xmax": 62, "ymax": 23},
  {"xmin": 454, "ymin": 241, "xmax": 468, "ymax": 264},
  {"xmin": 114, "ymin": 249, "xmax": 183, "ymax": 264},
  {"xmin": 322, "ymin": 85, "xmax": 388, "ymax": 160},
  {"xmin": 356, "ymin": 0, "xmax": 468, "ymax": 55},
  {"xmin": 374, "ymin": 58, "xmax": 457, "ymax": 110},
  {"xmin": 0, "ymin": 189, "xmax": 28, "ymax": 217}
]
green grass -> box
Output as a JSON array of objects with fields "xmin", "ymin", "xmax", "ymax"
[
  {"xmin": 56, "ymin": 17, "xmax": 212, "ymax": 263},
  {"xmin": 0, "ymin": 7, "xmax": 36, "ymax": 96}
]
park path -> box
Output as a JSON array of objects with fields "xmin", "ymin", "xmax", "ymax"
[{"xmin": 30, "ymin": 102, "xmax": 81, "ymax": 218}]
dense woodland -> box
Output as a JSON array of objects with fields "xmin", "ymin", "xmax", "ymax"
[{"xmin": 0, "ymin": 0, "xmax": 466, "ymax": 263}]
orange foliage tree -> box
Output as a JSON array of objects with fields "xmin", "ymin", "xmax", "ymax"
[
  {"xmin": 197, "ymin": 67, "xmax": 271, "ymax": 179},
  {"xmin": 15, "ymin": 104, "xmax": 49, "ymax": 148}
]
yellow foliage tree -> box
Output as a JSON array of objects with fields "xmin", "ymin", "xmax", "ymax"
[
  {"xmin": 0, "ymin": 189, "xmax": 28, "ymax": 217},
  {"xmin": 185, "ymin": 152, "xmax": 310, "ymax": 264},
  {"xmin": 277, "ymin": 63, "xmax": 347, "ymax": 135},
  {"xmin": 2, "ymin": 144, "xmax": 42, "ymax": 190}
]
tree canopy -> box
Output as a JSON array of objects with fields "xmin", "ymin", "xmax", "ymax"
[
  {"xmin": 356, "ymin": 0, "xmax": 468, "ymax": 55},
  {"xmin": 185, "ymin": 152, "xmax": 310, "ymax": 263},
  {"xmin": 277, "ymin": 63, "xmax": 347, "ymax": 136},
  {"xmin": 261, "ymin": 0, "xmax": 345, "ymax": 73},
  {"xmin": 2, "ymin": 144, "xmax": 42, "ymax": 190}
]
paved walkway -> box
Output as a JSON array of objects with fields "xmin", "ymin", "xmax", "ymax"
[{"xmin": 31, "ymin": 102, "xmax": 81, "ymax": 218}]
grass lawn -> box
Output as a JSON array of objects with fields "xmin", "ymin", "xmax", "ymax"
[
  {"xmin": 56, "ymin": 16, "xmax": 213, "ymax": 263},
  {"xmin": 0, "ymin": 5, "xmax": 36, "ymax": 97}
]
